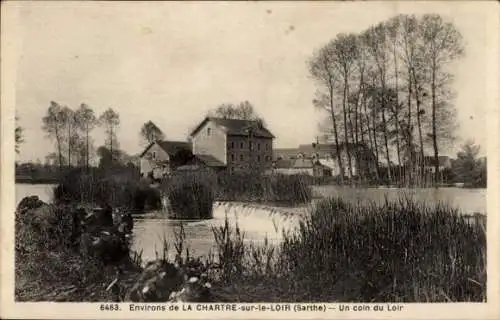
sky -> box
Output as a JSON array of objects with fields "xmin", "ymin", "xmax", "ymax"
[{"xmin": 11, "ymin": 1, "xmax": 492, "ymax": 163}]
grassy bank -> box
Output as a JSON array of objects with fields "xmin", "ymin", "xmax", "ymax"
[{"xmin": 15, "ymin": 194, "xmax": 486, "ymax": 302}]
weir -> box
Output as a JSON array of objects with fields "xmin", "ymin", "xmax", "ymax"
[{"xmin": 131, "ymin": 201, "xmax": 310, "ymax": 263}]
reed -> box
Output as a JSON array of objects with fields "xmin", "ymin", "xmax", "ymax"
[{"xmin": 204, "ymin": 197, "xmax": 486, "ymax": 302}]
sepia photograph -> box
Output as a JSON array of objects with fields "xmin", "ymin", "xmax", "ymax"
[{"xmin": 1, "ymin": 0, "xmax": 499, "ymax": 318}]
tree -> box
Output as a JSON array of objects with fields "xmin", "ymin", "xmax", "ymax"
[
  {"xmin": 140, "ymin": 121, "xmax": 165, "ymax": 147},
  {"xmin": 61, "ymin": 106, "xmax": 78, "ymax": 167},
  {"xmin": 42, "ymin": 101, "xmax": 66, "ymax": 170},
  {"xmin": 170, "ymin": 148, "xmax": 195, "ymax": 170},
  {"xmin": 309, "ymin": 42, "xmax": 345, "ymax": 184},
  {"xmin": 332, "ymin": 33, "xmax": 358, "ymax": 181},
  {"xmin": 96, "ymin": 146, "xmax": 126, "ymax": 169},
  {"xmin": 15, "ymin": 115, "xmax": 24, "ymax": 154},
  {"xmin": 210, "ymin": 101, "xmax": 265, "ymax": 125},
  {"xmin": 99, "ymin": 108, "xmax": 120, "ymax": 163},
  {"xmin": 75, "ymin": 103, "xmax": 97, "ymax": 169},
  {"xmin": 420, "ymin": 14, "xmax": 464, "ymax": 184},
  {"xmin": 453, "ymin": 140, "xmax": 484, "ymax": 187},
  {"xmin": 400, "ymin": 14, "xmax": 427, "ymax": 185},
  {"xmin": 364, "ymin": 24, "xmax": 393, "ymax": 182},
  {"xmin": 385, "ymin": 16, "xmax": 403, "ymax": 178}
]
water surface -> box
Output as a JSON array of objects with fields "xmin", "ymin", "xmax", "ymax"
[{"xmin": 16, "ymin": 183, "xmax": 487, "ymax": 262}]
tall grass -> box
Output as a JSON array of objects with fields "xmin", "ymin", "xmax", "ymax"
[
  {"xmin": 53, "ymin": 167, "xmax": 161, "ymax": 212},
  {"xmin": 196, "ymin": 197, "xmax": 486, "ymax": 302},
  {"xmin": 162, "ymin": 170, "xmax": 312, "ymax": 206},
  {"xmin": 163, "ymin": 172, "xmax": 214, "ymax": 219}
]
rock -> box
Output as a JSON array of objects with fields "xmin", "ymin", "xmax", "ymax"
[
  {"xmin": 168, "ymin": 276, "xmax": 212, "ymax": 302},
  {"xmin": 125, "ymin": 260, "xmax": 184, "ymax": 302}
]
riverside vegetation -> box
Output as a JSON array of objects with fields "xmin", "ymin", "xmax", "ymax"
[{"xmin": 15, "ymin": 169, "xmax": 486, "ymax": 302}]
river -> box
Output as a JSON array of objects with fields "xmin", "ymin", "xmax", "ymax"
[{"xmin": 15, "ymin": 183, "xmax": 487, "ymax": 263}]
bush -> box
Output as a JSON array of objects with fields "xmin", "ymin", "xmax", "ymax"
[
  {"xmin": 15, "ymin": 201, "xmax": 141, "ymax": 302},
  {"xmin": 53, "ymin": 167, "xmax": 161, "ymax": 212},
  {"xmin": 163, "ymin": 172, "xmax": 214, "ymax": 219}
]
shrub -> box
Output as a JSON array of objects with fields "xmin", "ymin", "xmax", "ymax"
[
  {"xmin": 163, "ymin": 172, "xmax": 214, "ymax": 219},
  {"xmin": 53, "ymin": 167, "xmax": 161, "ymax": 212}
]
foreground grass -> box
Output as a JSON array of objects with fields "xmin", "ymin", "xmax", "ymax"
[
  {"xmin": 15, "ymin": 197, "xmax": 486, "ymax": 302},
  {"xmin": 207, "ymin": 197, "xmax": 486, "ymax": 302}
]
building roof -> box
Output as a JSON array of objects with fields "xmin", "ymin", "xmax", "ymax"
[
  {"xmin": 194, "ymin": 154, "xmax": 226, "ymax": 167},
  {"xmin": 274, "ymin": 148, "xmax": 302, "ymax": 160},
  {"xmin": 273, "ymin": 158, "xmax": 329, "ymax": 169},
  {"xmin": 139, "ymin": 140, "xmax": 192, "ymax": 158},
  {"xmin": 189, "ymin": 116, "xmax": 275, "ymax": 139},
  {"xmin": 275, "ymin": 142, "xmax": 375, "ymax": 160},
  {"xmin": 293, "ymin": 158, "xmax": 315, "ymax": 168},
  {"xmin": 273, "ymin": 159, "xmax": 293, "ymax": 169}
]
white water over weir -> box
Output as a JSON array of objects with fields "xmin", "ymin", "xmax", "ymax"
[{"xmin": 131, "ymin": 202, "xmax": 308, "ymax": 263}]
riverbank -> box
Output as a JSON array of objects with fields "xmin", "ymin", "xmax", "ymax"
[{"xmin": 15, "ymin": 193, "xmax": 486, "ymax": 302}]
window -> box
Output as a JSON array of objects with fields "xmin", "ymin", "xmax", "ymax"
[
  {"xmin": 257, "ymin": 143, "xmax": 261, "ymax": 150},
  {"xmin": 207, "ymin": 128, "xmax": 211, "ymax": 136},
  {"xmin": 240, "ymin": 154, "xmax": 244, "ymax": 161},
  {"xmin": 152, "ymin": 151, "xmax": 156, "ymax": 160},
  {"xmin": 257, "ymin": 155, "xmax": 261, "ymax": 162},
  {"xmin": 231, "ymin": 154, "xmax": 235, "ymax": 161},
  {"xmin": 266, "ymin": 143, "xmax": 269, "ymax": 150},
  {"xmin": 240, "ymin": 142, "xmax": 244, "ymax": 149},
  {"xmin": 249, "ymin": 141, "xmax": 253, "ymax": 150},
  {"xmin": 231, "ymin": 141, "xmax": 235, "ymax": 149}
]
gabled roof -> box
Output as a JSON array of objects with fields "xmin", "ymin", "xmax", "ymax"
[
  {"xmin": 139, "ymin": 140, "xmax": 191, "ymax": 158},
  {"xmin": 189, "ymin": 116, "xmax": 275, "ymax": 139}
]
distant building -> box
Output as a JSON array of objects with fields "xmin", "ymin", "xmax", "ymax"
[
  {"xmin": 422, "ymin": 155, "xmax": 452, "ymax": 173},
  {"xmin": 139, "ymin": 140, "xmax": 193, "ymax": 179},
  {"xmin": 189, "ymin": 116, "xmax": 275, "ymax": 174},
  {"xmin": 274, "ymin": 142, "xmax": 376, "ymax": 177},
  {"xmin": 271, "ymin": 158, "xmax": 332, "ymax": 177}
]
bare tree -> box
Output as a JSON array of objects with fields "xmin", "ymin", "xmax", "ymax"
[
  {"xmin": 60, "ymin": 106, "xmax": 78, "ymax": 167},
  {"xmin": 75, "ymin": 103, "xmax": 97, "ymax": 170},
  {"xmin": 400, "ymin": 14, "xmax": 427, "ymax": 185},
  {"xmin": 331, "ymin": 33, "xmax": 359, "ymax": 181},
  {"xmin": 99, "ymin": 108, "xmax": 120, "ymax": 164},
  {"xmin": 385, "ymin": 16, "xmax": 403, "ymax": 180},
  {"xmin": 309, "ymin": 43, "xmax": 345, "ymax": 183},
  {"xmin": 420, "ymin": 14, "xmax": 464, "ymax": 184},
  {"xmin": 42, "ymin": 101, "xmax": 66, "ymax": 170},
  {"xmin": 364, "ymin": 24, "xmax": 394, "ymax": 182}
]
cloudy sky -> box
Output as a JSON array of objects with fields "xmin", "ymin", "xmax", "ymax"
[{"xmin": 10, "ymin": 1, "xmax": 493, "ymax": 163}]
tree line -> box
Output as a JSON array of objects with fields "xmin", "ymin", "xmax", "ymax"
[
  {"xmin": 309, "ymin": 14, "xmax": 464, "ymax": 186},
  {"xmin": 42, "ymin": 102, "xmax": 122, "ymax": 169}
]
